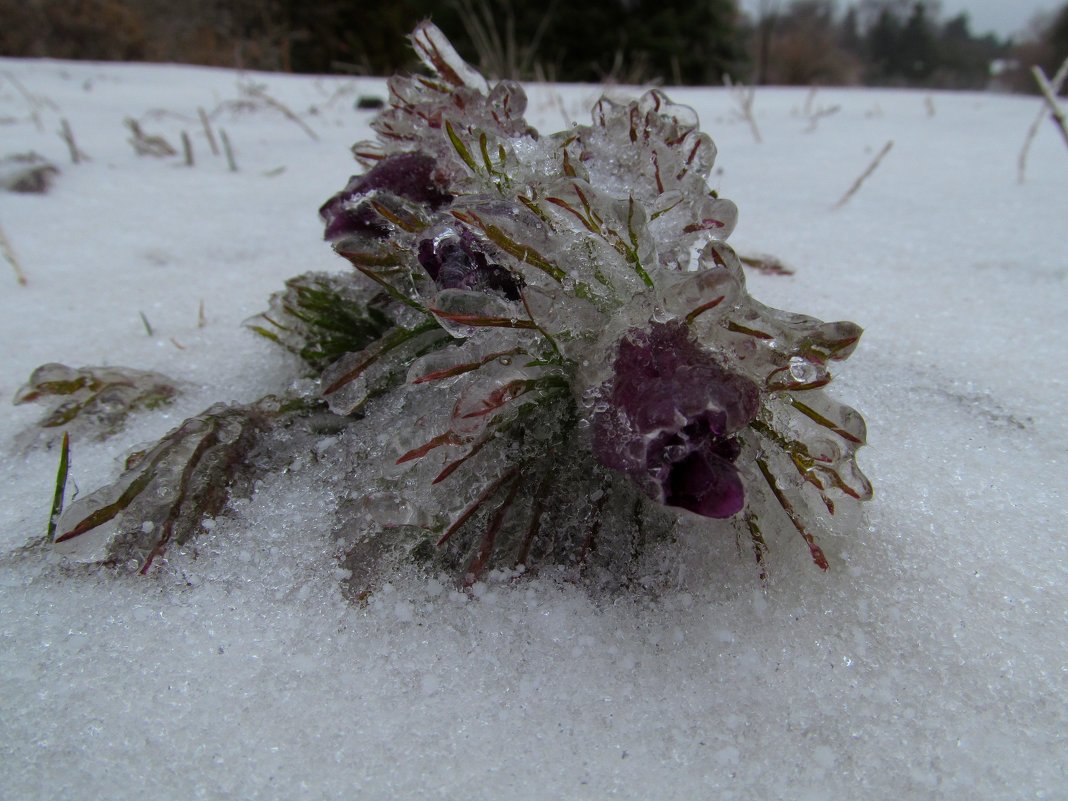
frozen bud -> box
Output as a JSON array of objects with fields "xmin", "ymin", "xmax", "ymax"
[
  {"xmin": 417, "ymin": 229, "xmax": 522, "ymax": 301},
  {"xmin": 591, "ymin": 321, "xmax": 760, "ymax": 518},
  {"xmin": 320, "ymin": 152, "xmax": 453, "ymax": 240}
]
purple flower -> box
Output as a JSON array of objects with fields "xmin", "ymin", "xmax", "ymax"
[
  {"xmin": 417, "ymin": 229, "xmax": 522, "ymax": 301},
  {"xmin": 591, "ymin": 321, "xmax": 760, "ymax": 518},
  {"xmin": 320, "ymin": 152, "xmax": 453, "ymax": 240}
]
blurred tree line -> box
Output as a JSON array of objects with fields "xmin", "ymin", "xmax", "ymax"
[
  {"xmin": 746, "ymin": 0, "xmax": 1011, "ymax": 88},
  {"xmin": 1, "ymin": 0, "xmax": 1065, "ymax": 91}
]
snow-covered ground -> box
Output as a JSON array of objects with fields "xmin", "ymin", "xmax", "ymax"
[{"xmin": 1, "ymin": 58, "xmax": 1066, "ymax": 800}]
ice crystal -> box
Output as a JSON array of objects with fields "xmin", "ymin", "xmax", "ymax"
[{"xmin": 40, "ymin": 22, "xmax": 871, "ymax": 589}]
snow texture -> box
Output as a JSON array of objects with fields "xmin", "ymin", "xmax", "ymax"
[{"xmin": 1, "ymin": 58, "xmax": 1067, "ymax": 800}]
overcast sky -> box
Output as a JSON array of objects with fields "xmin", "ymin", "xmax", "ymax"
[
  {"xmin": 938, "ymin": 0, "xmax": 1062, "ymax": 37},
  {"xmin": 739, "ymin": 1, "xmax": 1064, "ymax": 39}
]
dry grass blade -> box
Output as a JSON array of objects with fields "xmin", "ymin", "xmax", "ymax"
[
  {"xmin": 198, "ymin": 107, "xmax": 219, "ymax": 156},
  {"xmin": 739, "ymin": 252, "xmax": 794, "ymax": 276},
  {"xmin": 220, "ymin": 129, "xmax": 238, "ymax": 172},
  {"xmin": 59, "ymin": 118, "xmax": 88, "ymax": 163},
  {"xmin": 804, "ymin": 104, "xmax": 840, "ymax": 133},
  {"xmin": 241, "ymin": 84, "xmax": 319, "ymax": 141},
  {"xmin": 453, "ymin": 0, "xmax": 557, "ymax": 81},
  {"xmin": 1030, "ymin": 62, "xmax": 1068, "ymax": 152},
  {"xmin": 1, "ymin": 223, "xmax": 28, "ymax": 286},
  {"xmin": 125, "ymin": 118, "xmax": 176, "ymax": 157},
  {"xmin": 724, "ymin": 75, "xmax": 762, "ymax": 144},
  {"xmin": 181, "ymin": 131, "xmax": 194, "ymax": 166},
  {"xmin": 0, "ymin": 224, "xmax": 28, "ymax": 285},
  {"xmin": 3, "ymin": 70, "xmax": 57, "ymax": 131},
  {"xmin": 1018, "ymin": 58, "xmax": 1068, "ymax": 183},
  {"xmin": 832, "ymin": 140, "xmax": 893, "ymax": 209}
]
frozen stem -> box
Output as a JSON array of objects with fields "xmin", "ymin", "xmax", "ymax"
[{"xmin": 833, "ymin": 140, "xmax": 893, "ymax": 209}]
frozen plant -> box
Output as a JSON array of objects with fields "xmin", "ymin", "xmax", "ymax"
[
  {"xmin": 15, "ymin": 363, "xmax": 180, "ymax": 448},
  {"xmin": 309, "ymin": 22, "xmax": 872, "ymax": 581},
  {"xmin": 42, "ymin": 23, "xmax": 871, "ymax": 590}
]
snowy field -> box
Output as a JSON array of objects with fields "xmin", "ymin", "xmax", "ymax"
[{"xmin": 1, "ymin": 57, "xmax": 1066, "ymax": 800}]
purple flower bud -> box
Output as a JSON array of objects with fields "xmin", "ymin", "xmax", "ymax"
[
  {"xmin": 320, "ymin": 152, "xmax": 453, "ymax": 240},
  {"xmin": 417, "ymin": 229, "xmax": 522, "ymax": 300},
  {"xmin": 591, "ymin": 321, "xmax": 760, "ymax": 518}
]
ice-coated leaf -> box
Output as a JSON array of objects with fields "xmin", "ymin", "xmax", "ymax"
[
  {"xmin": 337, "ymin": 392, "xmax": 677, "ymax": 597},
  {"xmin": 410, "ymin": 20, "xmax": 490, "ymax": 94},
  {"xmin": 52, "ymin": 397, "xmax": 294, "ymax": 572},
  {"xmin": 245, "ymin": 271, "xmax": 398, "ymax": 371},
  {"xmin": 319, "ymin": 321, "xmax": 451, "ymax": 416},
  {"xmin": 14, "ymin": 363, "xmax": 180, "ymax": 446}
]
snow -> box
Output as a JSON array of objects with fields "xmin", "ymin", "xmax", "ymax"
[{"xmin": 2, "ymin": 59, "xmax": 1068, "ymax": 800}]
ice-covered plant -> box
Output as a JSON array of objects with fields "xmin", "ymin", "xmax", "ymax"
[
  {"xmin": 309, "ymin": 22, "xmax": 871, "ymax": 580},
  {"xmin": 41, "ymin": 23, "xmax": 871, "ymax": 590}
]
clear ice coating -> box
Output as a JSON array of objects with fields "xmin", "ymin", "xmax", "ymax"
[
  {"xmin": 51, "ymin": 397, "xmax": 315, "ymax": 572},
  {"xmin": 315, "ymin": 21, "xmax": 872, "ymax": 581},
  {"xmin": 14, "ymin": 363, "xmax": 180, "ymax": 447},
  {"xmin": 43, "ymin": 22, "xmax": 871, "ymax": 588}
]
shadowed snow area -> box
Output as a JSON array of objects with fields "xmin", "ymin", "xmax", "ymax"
[{"xmin": 1, "ymin": 60, "xmax": 1066, "ymax": 800}]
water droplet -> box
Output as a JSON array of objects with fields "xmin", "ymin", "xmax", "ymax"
[{"xmin": 788, "ymin": 356, "xmax": 817, "ymax": 384}]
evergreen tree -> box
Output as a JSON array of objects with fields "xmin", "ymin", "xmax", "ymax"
[
  {"xmin": 839, "ymin": 6, "xmax": 863, "ymax": 55},
  {"xmin": 897, "ymin": 1, "xmax": 935, "ymax": 82},
  {"xmin": 866, "ymin": 8, "xmax": 902, "ymax": 83}
]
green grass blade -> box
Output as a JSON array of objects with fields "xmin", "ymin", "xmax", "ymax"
[{"xmin": 46, "ymin": 431, "xmax": 70, "ymax": 544}]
